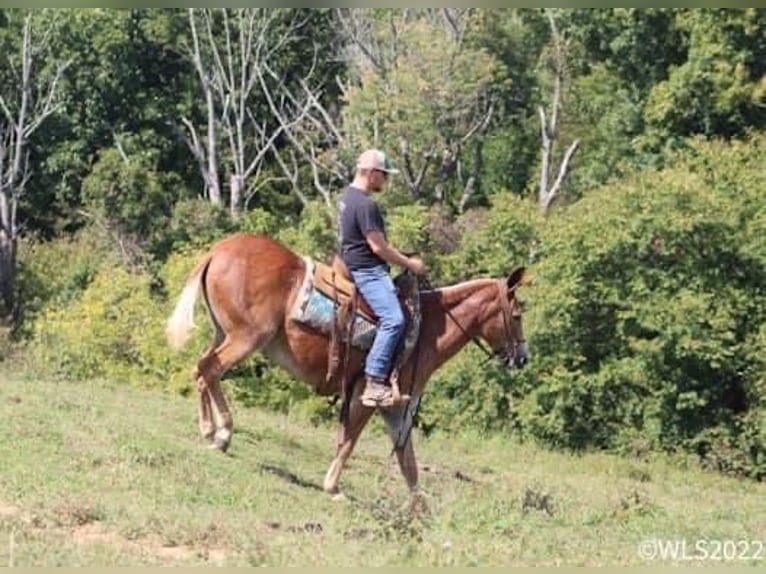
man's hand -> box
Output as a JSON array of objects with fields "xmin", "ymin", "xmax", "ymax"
[
  {"xmin": 366, "ymin": 230, "xmax": 428, "ymax": 275},
  {"xmin": 407, "ymin": 256, "xmax": 427, "ymax": 276}
]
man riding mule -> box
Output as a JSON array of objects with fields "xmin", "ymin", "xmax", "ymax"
[
  {"xmin": 165, "ymin": 178, "xmax": 530, "ymax": 501},
  {"xmin": 337, "ymin": 148, "xmax": 428, "ymax": 408}
]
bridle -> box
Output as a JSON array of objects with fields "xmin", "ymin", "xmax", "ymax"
[
  {"xmin": 422, "ymin": 277, "xmax": 525, "ymax": 368},
  {"xmin": 492, "ymin": 281, "xmax": 526, "ymax": 367},
  {"xmin": 390, "ymin": 276, "xmax": 526, "ymax": 454}
]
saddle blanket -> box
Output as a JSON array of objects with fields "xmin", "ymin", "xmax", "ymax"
[{"xmin": 290, "ymin": 257, "xmax": 377, "ymax": 349}]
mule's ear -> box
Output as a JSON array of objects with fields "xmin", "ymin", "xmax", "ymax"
[{"xmin": 507, "ymin": 266, "xmax": 533, "ymax": 292}]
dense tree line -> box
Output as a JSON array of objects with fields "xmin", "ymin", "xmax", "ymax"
[{"xmin": 1, "ymin": 8, "xmax": 764, "ymax": 478}]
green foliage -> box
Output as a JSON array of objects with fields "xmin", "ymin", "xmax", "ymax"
[
  {"xmin": 162, "ymin": 198, "xmax": 235, "ymax": 253},
  {"xmin": 473, "ymin": 10, "xmax": 547, "ymax": 198},
  {"xmin": 15, "ymin": 228, "xmax": 122, "ymax": 334},
  {"xmin": 641, "ymin": 9, "xmax": 766, "ymax": 151},
  {"xmin": 561, "ymin": 8, "xmax": 686, "ymax": 97},
  {"xmin": 418, "ymin": 348, "xmax": 518, "ymax": 435},
  {"xmin": 341, "ymin": 11, "xmax": 498, "ymax": 206},
  {"xmin": 436, "ymin": 192, "xmax": 539, "ymax": 282},
  {"xmin": 81, "ymin": 147, "xmax": 174, "ymax": 254},
  {"xmin": 385, "ymin": 204, "xmax": 430, "ymax": 256},
  {"xmin": 29, "ymin": 246, "xmax": 211, "ymax": 394},
  {"xmin": 567, "ymin": 64, "xmax": 643, "ymax": 194},
  {"xmin": 237, "ymin": 207, "xmax": 281, "ymax": 237},
  {"xmin": 515, "ymin": 137, "xmax": 765, "ymax": 478},
  {"xmin": 276, "ymin": 201, "xmax": 338, "ymax": 262}
]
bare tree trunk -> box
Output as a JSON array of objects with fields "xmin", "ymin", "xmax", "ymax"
[
  {"xmin": 185, "ymin": 9, "xmax": 329, "ymax": 216},
  {"xmin": 0, "ymin": 13, "xmax": 69, "ymax": 320},
  {"xmin": 230, "ymin": 174, "xmax": 243, "ymax": 219},
  {"xmin": 458, "ymin": 138, "xmax": 483, "ymax": 213},
  {"xmin": 538, "ymin": 10, "xmax": 579, "ymax": 213},
  {"xmin": 184, "ymin": 8, "xmax": 222, "ymax": 205},
  {"xmin": 0, "ymin": 125, "xmax": 15, "ymax": 316}
]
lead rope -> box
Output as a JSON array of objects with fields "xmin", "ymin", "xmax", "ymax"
[
  {"xmin": 390, "ymin": 274, "xmax": 519, "ymax": 453},
  {"xmin": 391, "ymin": 274, "xmax": 488, "ymax": 454},
  {"xmin": 391, "ymin": 273, "xmax": 423, "ymax": 454}
]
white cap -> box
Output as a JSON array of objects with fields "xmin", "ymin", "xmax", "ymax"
[{"xmin": 356, "ymin": 148, "xmax": 399, "ymax": 174}]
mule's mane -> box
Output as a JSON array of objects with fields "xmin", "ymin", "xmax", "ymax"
[{"xmin": 422, "ymin": 278, "xmax": 500, "ymax": 307}]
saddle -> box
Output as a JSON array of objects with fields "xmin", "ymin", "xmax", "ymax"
[
  {"xmin": 315, "ymin": 256, "xmax": 377, "ymax": 325},
  {"xmin": 291, "ymin": 255, "xmax": 421, "ymax": 409}
]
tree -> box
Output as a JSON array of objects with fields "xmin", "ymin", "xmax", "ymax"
[
  {"xmin": 537, "ymin": 9, "xmax": 579, "ymax": 212},
  {"xmin": 641, "ymin": 9, "xmax": 766, "ymax": 149},
  {"xmin": 183, "ymin": 8, "xmax": 340, "ymax": 216},
  {"xmin": 560, "ymin": 8, "xmax": 685, "ymax": 100},
  {"xmin": 337, "ymin": 9, "xmax": 497, "ymax": 209},
  {"xmin": 518, "ymin": 137, "xmax": 766, "ymax": 478},
  {"xmin": 23, "ymin": 9, "xmax": 193, "ymax": 237},
  {"xmin": 471, "ymin": 9, "xmax": 548, "ymax": 201},
  {"xmin": 255, "ymin": 12, "xmax": 349, "ymax": 207},
  {"xmin": 0, "ymin": 10, "xmax": 69, "ymax": 320}
]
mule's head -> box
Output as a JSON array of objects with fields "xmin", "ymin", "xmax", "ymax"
[{"xmin": 480, "ymin": 266, "xmax": 531, "ymax": 369}]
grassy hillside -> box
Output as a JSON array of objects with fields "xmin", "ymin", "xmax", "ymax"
[{"xmin": 0, "ymin": 371, "xmax": 763, "ymax": 566}]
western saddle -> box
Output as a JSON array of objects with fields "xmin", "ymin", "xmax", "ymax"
[{"xmin": 315, "ymin": 255, "xmax": 420, "ymax": 411}]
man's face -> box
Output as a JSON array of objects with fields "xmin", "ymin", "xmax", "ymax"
[{"xmin": 368, "ymin": 168, "xmax": 389, "ymax": 192}]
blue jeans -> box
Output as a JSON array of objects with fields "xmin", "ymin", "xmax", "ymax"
[{"xmin": 351, "ymin": 265, "xmax": 405, "ymax": 381}]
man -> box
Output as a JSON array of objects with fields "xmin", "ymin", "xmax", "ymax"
[{"xmin": 338, "ymin": 148, "xmax": 427, "ymax": 408}]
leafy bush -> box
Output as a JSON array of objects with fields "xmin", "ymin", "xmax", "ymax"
[
  {"xmin": 81, "ymin": 147, "xmax": 173, "ymax": 253},
  {"xmin": 418, "ymin": 348, "xmax": 520, "ymax": 436},
  {"xmin": 158, "ymin": 198, "xmax": 235, "ymax": 257},
  {"xmin": 276, "ymin": 200, "xmax": 338, "ymax": 262},
  {"xmin": 435, "ymin": 192, "xmax": 540, "ymax": 283},
  {"xmin": 31, "ymin": 259, "xmax": 201, "ymax": 394},
  {"xmin": 15, "ymin": 227, "xmax": 122, "ymax": 335},
  {"xmin": 513, "ymin": 137, "xmax": 765, "ymax": 478}
]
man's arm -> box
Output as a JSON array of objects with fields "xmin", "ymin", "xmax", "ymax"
[{"xmin": 365, "ymin": 230, "xmax": 426, "ymax": 275}]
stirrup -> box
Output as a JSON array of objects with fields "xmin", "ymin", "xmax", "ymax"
[{"xmin": 360, "ymin": 380, "xmax": 410, "ymax": 408}]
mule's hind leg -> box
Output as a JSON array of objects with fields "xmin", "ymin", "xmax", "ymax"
[
  {"xmin": 197, "ymin": 375, "xmax": 216, "ymax": 443},
  {"xmin": 196, "ymin": 329, "xmax": 225, "ymax": 444},
  {"xmin": 197, "ymin": 330, "xmax": 267, "ymax": 452},
  {"xmin": 324, "ymin": 380, "xmax": 375, "ymax": 496}
]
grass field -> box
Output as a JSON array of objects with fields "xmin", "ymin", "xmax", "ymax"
[{"xmin": 0, "ymin": 371, "xmax": 763, "ymax": 566}]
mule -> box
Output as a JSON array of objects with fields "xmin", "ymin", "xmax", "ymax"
[{"xmin": 165, "ymin": 233, "xmax": 529, "ymax": 499}]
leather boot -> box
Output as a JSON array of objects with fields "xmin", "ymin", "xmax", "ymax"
[
  {"xmin": 360, "ymin": 375, "xmax": 395, "ymax": 408},
  {"xmin": 360, "ymin": 375, "xmax": 410, "ymax": 408}
]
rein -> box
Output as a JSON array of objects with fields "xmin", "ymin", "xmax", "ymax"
[
  {"xmin": 390, "ymin": 274, "xmax": 518, "ymax": 454},
  {"xmin": 420, "ymin": 276, "xmax": 514, "ymax": 366}
]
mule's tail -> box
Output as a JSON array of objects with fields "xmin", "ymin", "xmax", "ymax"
[{"xmin": 166, "ymin": 254, "xmax": 212, "ymax": 350}]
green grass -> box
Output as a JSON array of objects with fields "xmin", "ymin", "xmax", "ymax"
[{"xmin": 0, "ymin": 371, "xmax": 763, "ymax": 566}]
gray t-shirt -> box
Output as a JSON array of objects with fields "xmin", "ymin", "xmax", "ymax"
[{"xmin": 338, "ymin": 186, "xmax": 388, "ymax": 271}]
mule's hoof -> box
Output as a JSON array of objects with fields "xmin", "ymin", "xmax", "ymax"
[
  {"xmin": 211, "ymin": 428, "xmax": 232, "ymax": 453},
  {"xmin": 331, "ymin": 492, "xmax": 348, "ymax": 502},
  {"xmin": 211, "ymin": 437, "xmax": 230, "ymax": 453},
  {"xmin": 408, "ymin": 491, "xmax": 430, "ymax": 516}
]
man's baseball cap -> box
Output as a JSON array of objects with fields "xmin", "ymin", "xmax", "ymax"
[{"xmin": 356, "ymin": 148, "xmax": 400, "ymax": 174}]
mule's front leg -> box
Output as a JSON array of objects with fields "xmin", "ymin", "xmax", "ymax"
[
  {"xmin": 324, "ymin": 384, "xmax": 374, "ymax": 496},
  {"xmin": 380, "ymin": 394, "xmax": 425, "ymax": 509}
]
